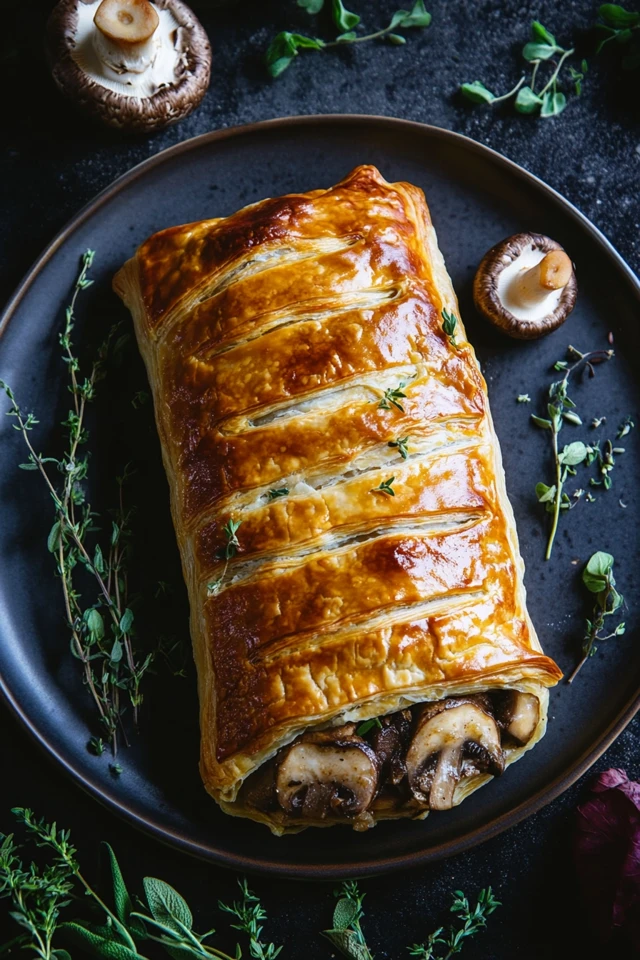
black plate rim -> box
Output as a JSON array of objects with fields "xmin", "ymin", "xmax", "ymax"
[{"xmin": 1, "ymin": 114, "xmax": 639, "ymax": 879}]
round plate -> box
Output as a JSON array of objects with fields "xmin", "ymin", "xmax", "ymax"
[{"xmin": 1, "ymin": 116, "xmax": 639, "ymax": 878}]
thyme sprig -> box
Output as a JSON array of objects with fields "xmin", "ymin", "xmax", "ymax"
[
  {"xmin": 441, "ymin": 308, "xmax": 458, "ymax": 347},
  {"xmin": 206, "ymin": 519, "xmax": 243, "ymax": 597},
  {"xmin": 567, "ymin": 552, "xmax": 625, "ymax": 683},
  {"xmin": 266, "ymin": 1, "xmax": 431, "ymax": 77},
  {"xmin": 378, "ymin": 381, "xmax": 408, "ymax": 412},
  {"xmin": 0, "ymin": 251, "xmax": 153, "ymax": 754},
  {"xmin": 461, "ymin": 21, "xmax": 585, "ymax": 118},
  {"xmin": 323, "ymin": 882, "xmax": 500, "ymax": 960},
  {"xmin": 371, "ymin": 477, "xmax": 395, "ymax": 496},
  {"xmin": 388, "ymin": 435, "xmax": 410, "ymax": 459},
  {"xmin": 0, "ymin": 810, "xmax": 279, "ymax": 960},
  {"xmin": 408, "ymin": 888, "xmax": 501, "ymax": 959},
  {"xmin": 531, "ymin": 344, "xmax": 613, "ymax": 560}
]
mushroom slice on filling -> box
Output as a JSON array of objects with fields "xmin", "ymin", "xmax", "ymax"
[
  {"xmin": 406, "ymin": 698, "xmax": 504, "ymax": 811},
  {"xmin": 494, "ymin": 691, "xmax": 540, "ymax": 746},
  {"xmin": 473, "ymin": 232, "xmax": 577, "ymax": 340},
  {"xmin": 276, "ymin": 725, "xmax": 379, "ymax": 820}
]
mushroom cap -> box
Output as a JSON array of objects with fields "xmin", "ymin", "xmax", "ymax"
[
  {"xmin": 473, "ymin": 232, "xmax": 577, "ymax": 341},
  {"xmin": 275, "ymin": 727, "xmax": 379, "ymax": 819},
  {"xmin": 405, "ymin": 697, "xmax": 504, "ymax": 810},
  {"xmin": 46, "ymin": 0, "xmax": 211, "ymax": 132}
]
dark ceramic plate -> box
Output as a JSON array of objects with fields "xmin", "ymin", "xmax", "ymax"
[{"xmin": 1, "ymin": 116, "xmax": 639, "ymax": 879}]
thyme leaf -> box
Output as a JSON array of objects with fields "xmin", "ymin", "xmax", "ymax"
[
  {"xmin": 378, "ymin": 382, "xmax": 408, "ymax": 412},
  {"xmin": 356, "ymin": 718, "xmax": 382, "ymax": 736},
  {"xmin": 371, "ymin": 476, "xmax": 396, "ymax": 496},
  {"xmin": 388, "ymin": 435, "xmax": 410, "ymax": 459},
  {"xmin": 267, "ymin": 487, "xmax": 289, "ymax": 500},
  {"xmin": 441, "ymin": 308, "xmax": 459, "ymax": 347}
]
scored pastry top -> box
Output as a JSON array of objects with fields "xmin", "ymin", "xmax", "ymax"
[{"xmin": 114, "ymin": 165, "xmax": 561, "ymax": 787}]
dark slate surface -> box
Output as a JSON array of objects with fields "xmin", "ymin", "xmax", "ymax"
[{"xmin": 1, "ymin": 1, "xmax": 639, "ymax": 957}]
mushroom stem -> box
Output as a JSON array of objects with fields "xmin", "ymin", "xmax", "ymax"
[
  {"xmin": 511, "ymin": 250, "xmax": 573, "ymax": 309},
  {"xmin": 429, "ymin": 743, "xmax": 463, "ymax": 811},
  {"xmin": 93, "ymin": 0, "xmax": 160, "ymax": 74}
]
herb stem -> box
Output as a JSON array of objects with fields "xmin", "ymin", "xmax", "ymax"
[
  {"xmin": 539, "ymin": 47, "xmax": 574, "ymax": 95},
  {"xmin": 546, "ymin": 427, "xmax": 562, "ymax": 560},
  {"xmin": 489, "ymin": 74, "xmax": 526, "ymax": 102}
]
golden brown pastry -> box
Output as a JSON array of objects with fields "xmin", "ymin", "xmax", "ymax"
[{"xmin": 113, "ymin": 165, "xmax": 562, "ymax": 834}]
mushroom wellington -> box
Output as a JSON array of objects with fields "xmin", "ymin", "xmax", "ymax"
[{"xmin": 114, "ymin": 166, "xmax": 562, "ymax": 834}]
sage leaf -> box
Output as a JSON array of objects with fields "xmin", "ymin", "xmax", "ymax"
[
  {"xmin": 143, "ymin": 877, "xmax": 193, "ymax": 934},
  {"xmin": 333, "ymin": 897, "xmax": 360, "ymax": 931},
  {"xmin": 59, "ymin": 924, "xmax": 146, "ymax": 960},
  {"xmin": 103, "ymin": 843, "xmax": 135, "ymax": 928}
]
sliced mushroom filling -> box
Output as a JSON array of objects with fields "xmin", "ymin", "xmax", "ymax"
[
  {"xmin": 275, "ymin": 725, "xmax": 379, "ymax": 820},
  {"xmin": 242, "ymin": 691, "xmax": 540, "ymax": 820}
]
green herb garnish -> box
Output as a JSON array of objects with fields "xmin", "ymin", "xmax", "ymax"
[
  {"xmin": 409, "ymin": 888, "xmax": 501, "ymax": 958},
  {"xmin": 378, "ymin": 382, "xmax": 408, "ymax": 412},
  {"xmin": 441, "ymin": 308, "xmax": 459, "ymax": 347},
  {"xmin": 207, "ymin": 518, "xmax": 243, "ymax": 596},
  {"xmin": 267, "ymin": 487, "xmax": 289, "ymax": 500},
  {"xmin": 0, "ymin": 809, "xmax": 280, "ymax": 960},
  {"xmin": 517, "ymin": 394, "xmax": 531, "ymax": 403},
  {"xmin": 531, "ymin": 343, "xmax": 613, "ymax": 559},
  {"xmin": 567, "ymin": 552, "xmax": 625, "ymax": 683},
  {"xmin": 266, "ymin": 1, "xmax": 431, "ymax": 77},
  {"xmin": 595, "ymin": 4, "xmax": 640, "ymax": 68},
  {"xmin": 356, "ymin": 718, "xmax": 383, "ymax": 736},
  {"xmin": 0, "ymin": 252, "xmax": 154, "ymax": 754},
  {"xmin": 388, "ymin": 435, "xmax": 410, "ymax": 459},
  {"xmin": 461, "ymin": 20, "xmax": 584, "ymax": 118},
  {"xmin": 371, "ymin": 477, "xmax": 396, "ymax": 496}
]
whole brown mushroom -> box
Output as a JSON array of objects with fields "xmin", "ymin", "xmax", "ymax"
[
  {"xmin": 47, "ymin": 0, "xmax": 211, "ymax": 132},
  {"xmin": 473, "ymin": 232, "xmax": 577, "ymax": 340}
]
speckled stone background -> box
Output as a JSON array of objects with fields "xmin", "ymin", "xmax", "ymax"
[{"xmin": 1, "ymin": 1, "xmax": 639, "ymax": 957}]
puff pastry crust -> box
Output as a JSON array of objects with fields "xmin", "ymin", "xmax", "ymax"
[{"xmin": 113, "ymin": 165, "xmax": 562, "ymax": 832}]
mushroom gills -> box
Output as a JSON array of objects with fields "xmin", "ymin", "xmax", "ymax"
[
  {"xmin": 275, "ymin": 726, "xmax": 379, "ymax": 820},
  {"xmin": 405, "ymin": 699, "xmax": 504, "ymax": 812}
]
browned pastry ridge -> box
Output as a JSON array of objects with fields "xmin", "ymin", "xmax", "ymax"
[{"xmin": 113, "ymin": 165, "xmax": 562, "ymax": 834}]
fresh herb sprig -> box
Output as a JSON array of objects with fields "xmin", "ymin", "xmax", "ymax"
[
  {"xmin": 461, "ymin": 21, "xmax": 585, "ymax": 118},
  {"xmin": 532, "ymin": 344, "xmax": 613, "ymax": 560},
  {"xmin": 378, "ymin": 381, "xmax": 409, "ymax": 412},
  {"xmin": 0, "ymin": 252, "xmax": 153, "ymax": 754},
  {"xmin": 388, "ymin": 435, "xmax": 411, "ymax": 459},
  {"xmin": 408, "ymin": 888, "xmax": 501, "ymax": 959},
  {"xmin": 371, "ymin": 477, "xmax": 396, "ymax": 496},
  {"xmin": 207, "ymin": 519, "xmax": 242, "ymax": 597},
  {"xmin": 323, "ymin": 882, "xmax": 373, "ymax": 960},
  {"xmin": 0, "ymin": 809, "xmax": 280, "ymax": 960},
  {"xmin": 441, "ymin": 308, "xmax": 459, "ymax": 347},
  {"xmin": 595, "ymin": 3, "xmax": 640, "ymax": 69},
  {"xmin": 567, "ymin": 552, "xmax": 625, "ymax": 683},
  {"xmin": 266, "ymin": 1, "xmax": 431, "ymax": 77}
]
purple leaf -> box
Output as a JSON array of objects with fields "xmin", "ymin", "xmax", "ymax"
[{"xmin": 575, "ymin": 768, "xmax": 640, "ymax": 950}]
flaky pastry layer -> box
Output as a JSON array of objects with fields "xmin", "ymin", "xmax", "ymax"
[{"xmin": 113, "ymin": 165, "xmax": 562, "ymax": 831}]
